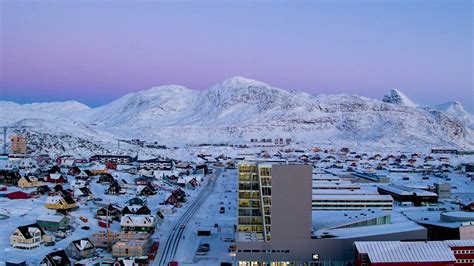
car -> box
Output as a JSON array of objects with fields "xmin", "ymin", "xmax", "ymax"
[
  {"xmin": 195, "ymin": 249, "xmax": 207, "ymax": 256},
  {"xmin": 81, "ymin": 226, "xmax": 90, "ymax": 230},
  {"xmin": 180, "ymin": 224, "xmax": 186, "ymax": 229},
  {"xmin": 45, "ymin": 241, "xmax": 55, "ymax": 246},
  {"xmin": 223, "ymin": 237, "xmax": 234, "ymax": 242},
  {"xmin": 220, "ymin": 206, "xmax": 225, "ymax": 213},
  {"xmin": 199, "ymin": 243, "xmax": 210, "ymax": 252}
]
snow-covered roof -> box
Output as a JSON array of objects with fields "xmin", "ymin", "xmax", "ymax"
[
  {"xmin": 313, "ymin": 189, "xmax": 379, "ymax": 195},
  {"xmin": 45, "ymin": 195, "xmax": 63, "ymax": 204},
  {"xmin": 120, "ymin": 215, "xmax": 155, "ymax": 227},
  {"xmin": 312, "ymin": 194, "xmax": 393, "ymax": 201},
  {"xmin": 355, "ymin": 241, "xmax": 455, "ymax": 263},
  {"xmin": 49, "ymin": 173, "xmax": 63, "ymax": 179},
  {"xmin": 37, "ymin": 214, "xmax": 66, "ymax": 223},
  {"xmin": 72, "ymin": 238, "xmax": 94, "ymax": 251},
  {"xmin": 444, "ymin": 240, "xmax": 474, "ymax": 247}
]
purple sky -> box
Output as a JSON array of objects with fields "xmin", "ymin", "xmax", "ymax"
[{"xmin": 1, "ymin": 0, "xmax": 472, "ymax": 110}]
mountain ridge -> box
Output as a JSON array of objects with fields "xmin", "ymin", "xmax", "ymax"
[{"xmin": 1, "ymin": 76, "xmax": 473, "ymax": 150}]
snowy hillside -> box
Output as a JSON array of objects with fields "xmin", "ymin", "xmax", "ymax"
[
  {"xmin": 1, "ymin": 77, "xmax": 473, "ymax": 152},
  {"xmin": 434, "ymin": 101, "xmax": 474, "ymax": 130}
]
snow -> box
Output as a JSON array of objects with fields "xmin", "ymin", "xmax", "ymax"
[
  {"xmin": 382, "ymin": 88, "xmax": 417, "ymax": 108},
  {"xmin": 0, "ymin": 77, "xmax": 472, "ymax": 153}
]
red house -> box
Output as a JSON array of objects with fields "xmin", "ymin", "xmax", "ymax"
[
  {"xmin": 106, "ymin": 162, "xmax": 117, "ymax": 170},
  {"xmin": 47, "ymin": 174, "xmax": 66, "ymax": 184},
  {"xmin": 463, "ymin": 202, "xmax": 474, "ymax": 212},
  {"xmin": 164, "ymin": 193, "xmax": 178, "ymax": 205},
  {"xmin": 8, "ymin": 191, "xmax": 30, "ymax": 199}
]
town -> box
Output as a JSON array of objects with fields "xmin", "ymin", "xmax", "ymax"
[{"xmin": 1, "ymin": 133, "xmax": 474, "ymax": 265}]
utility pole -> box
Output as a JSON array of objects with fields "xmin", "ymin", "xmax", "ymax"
[{"xmin": 2, "ymin": 127, "xmax": 6, "ymax": 154}]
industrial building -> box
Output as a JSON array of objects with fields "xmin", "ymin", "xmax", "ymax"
[
  {"xmin": 236, "ymin": 162, "xmax": 427, "ymax": 265},
  {"xmin": 377, "ymin": 184, "xmax": 438, "ymax": 206},
  {"xmin": 354, "ymin": 240, "xmax": 474, "ymax": 266}
]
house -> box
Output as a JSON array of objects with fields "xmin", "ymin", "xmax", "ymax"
[
  {"xmin": 89, "ymin": 164, "xmax": 108, "ymax": 175},
  {"xmin": 122, "ymin": 205, "xmax": 151, "ymax": 216},
  {"xmin": 463, "ymin": 202, "xmax": 474, "ymax": 212},
  {"xmin": 106, "ymin": 180, "xmax": 122, "ymax": 195},
  {"xmin": 10, "ymin": 223, "xmax": 45, "ymax": 249},
  {"xmin": 74, "ymin": 187, "xmax": 93, "ymax": 201},
  {"xmin": 136, "ymin": 184, "xmax": 156, "ymax": 196},
  {"xmin": 53, "ymin": 184, "xmax": 63, "ymax": 192},
  {"xmin": 120, "ymin": 215, "xmax": 156, "ymax": 233},
  {"xmin": 126, "ymin": 197, "xmax": 146, "ymax": 206},
  {"xmin": 67, "ymin": 166, "xmax": 81, "ymax": 176},
  {"xmin": 112, "ymin": 239, "xmax": 150, "ymax": 257},
  {"xmin": 56, "ymin": 156, "xmax": 76, "ymax": 168},
  {"xmin": 186, "ymin": 177, "xmax": 198, "ymax": 190},
  {"xmin": 39, "ymin": 250, "xmax": 71, "ymax": 266},
  {"xmin": 18, "ymin": 176, "xmax": 44, "ymax": 188},
  {"xmin": 134, "ymin": 176, "xmax": 152, "ymax": 185},
  {"xmin": 56, "ymin": 188, "xmax": 74, "ymax": 198},
  {"xmin": 98, "ymin": 173, "xmax": 115, "ymax": 183},
  {"xmin": 0, "ymin": 170, "xmax": 22, "ymax": 184},
  {"xmin": 164, "ymin": 193, "xmax": 178, "ymax": 205},
  {"xmin": 65, "ymin": 238, "xmax": 95, "ymax": 260},
  {"xmin": 36, "ymin": 185, "xmax": 52, "ymax": 195},
  {"xmin": 44, "ymin": 195, "xmax": 77, "ymax": 210},
  {"xmin": 71, "ymin": 178, "xmax": 87, "ymax": 189},
  {"xmin": 37, "ymin": 214, "xmax": 69, "ymax": 231},
  {"xmin": 7, "ymin": 191, "xmax": 30, "ymax": 200},
  {"xmin": 97, "ymin": 204, "xmax": 121, "ymax": 221},
  {"xmin": 47, "ymin": 165, "xmax": 61, "ymax": 174},
  {"xmin": 173, "ymin": 188, "xmax": 186, "ymax": 202},
  {"xmin": 47, "ymin": 173, "xmax": 66, "ymax": 184}
]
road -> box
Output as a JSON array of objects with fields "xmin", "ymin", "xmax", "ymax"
[{"xmin": 155, "ymin": 168, "xmax": 221, "ymax": 266}]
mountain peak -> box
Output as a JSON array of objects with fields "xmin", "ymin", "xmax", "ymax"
[
  {"xmin": 217, "ymin": 76, "xmax": 270, "ymax": 89},
  {"xmin": 382, "ymin": 88, "xmax": 417, "ymax": 107}
]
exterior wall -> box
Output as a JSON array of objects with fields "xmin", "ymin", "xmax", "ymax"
[
  {"xmin": 10, "ymin": 229, "xmax": 42, "ymax": 249},
  {"xmin": 237, "ymin": 228, "xmax": 427, "ymax": 264},
  {"xmin": 271, "ymin": 164, "xmax": 312, "ymax": 242}
]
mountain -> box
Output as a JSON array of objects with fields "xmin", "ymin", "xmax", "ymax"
[
  {"xmin": 434, "ymin": 101, "xmax": 474, "ymax": 130},
  {"xmin": 382, "ymin": 89, "xmax": 417, "ymax": 108},
  {"xmin": 1, "ymin": 77, "xmax": 473, "ymax": 153}
]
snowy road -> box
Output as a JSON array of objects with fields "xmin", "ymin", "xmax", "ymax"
[{"xmin": 155, "ymin": 168, "xmax": 221, "ymax": 266}]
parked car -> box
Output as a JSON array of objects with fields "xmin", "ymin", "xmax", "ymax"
[
  {"xmin": 199, "ymin": 243, "xmax": 210, "ymax": 252},
  {"xmin": 195, "ymin": 249, "xmax": 207, "ymax": 256}
]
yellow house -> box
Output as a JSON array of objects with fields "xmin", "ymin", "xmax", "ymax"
[
  {"xmin": 10, "ymin": 224, "xmax": 45, "ymax": 249},
  {"xmin": 44, "ymin": 195, "xmax": 77, "ymax": 210},
  {"xmin": 89, "ymin": 164, "xmax": 108, "ymax": 175},
  {"xmin": 18, "ymin": 176, "xmax": 45, "ymax": 188}
]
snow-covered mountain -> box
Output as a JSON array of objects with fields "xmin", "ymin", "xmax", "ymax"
[
  {"xmin": 434, "ymin": 101, "xmax": 474, "ymax": 130},
  {"xmin": 382, "ymin": 89, "xmax": 417, "ymax": 108},
  {"xmin": 1, "ymin": 76, "xmax": 473, "ymax": 153}
]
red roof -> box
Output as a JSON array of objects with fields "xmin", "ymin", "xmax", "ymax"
[{"xmin": 8, "ymin": 191, "xmax": 30, "ymax": 199}]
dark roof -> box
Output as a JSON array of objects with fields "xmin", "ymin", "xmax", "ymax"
[
  {"xmin": 78, "ymin": 187, "xmax": 92, "ymax": 195},
  {"xmin": 41, "ymin": 250, "xmax": 71, "ymax": 266},
  {"xmin": 17, "ymin": 223, "xmax": 45, "ymax": 239},
  {"xmin": 63, "ymin": 195, "xmax": 76, "ymax": 205}
]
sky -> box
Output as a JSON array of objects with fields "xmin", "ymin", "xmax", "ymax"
[{"xmin": 0, "ymin": 0, "xmax": 473, "ymax": 110}]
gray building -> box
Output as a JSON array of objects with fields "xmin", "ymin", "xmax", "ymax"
[{"xmin": 236, "ymin": 163, "xmax": 427, "ymax": 266}]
